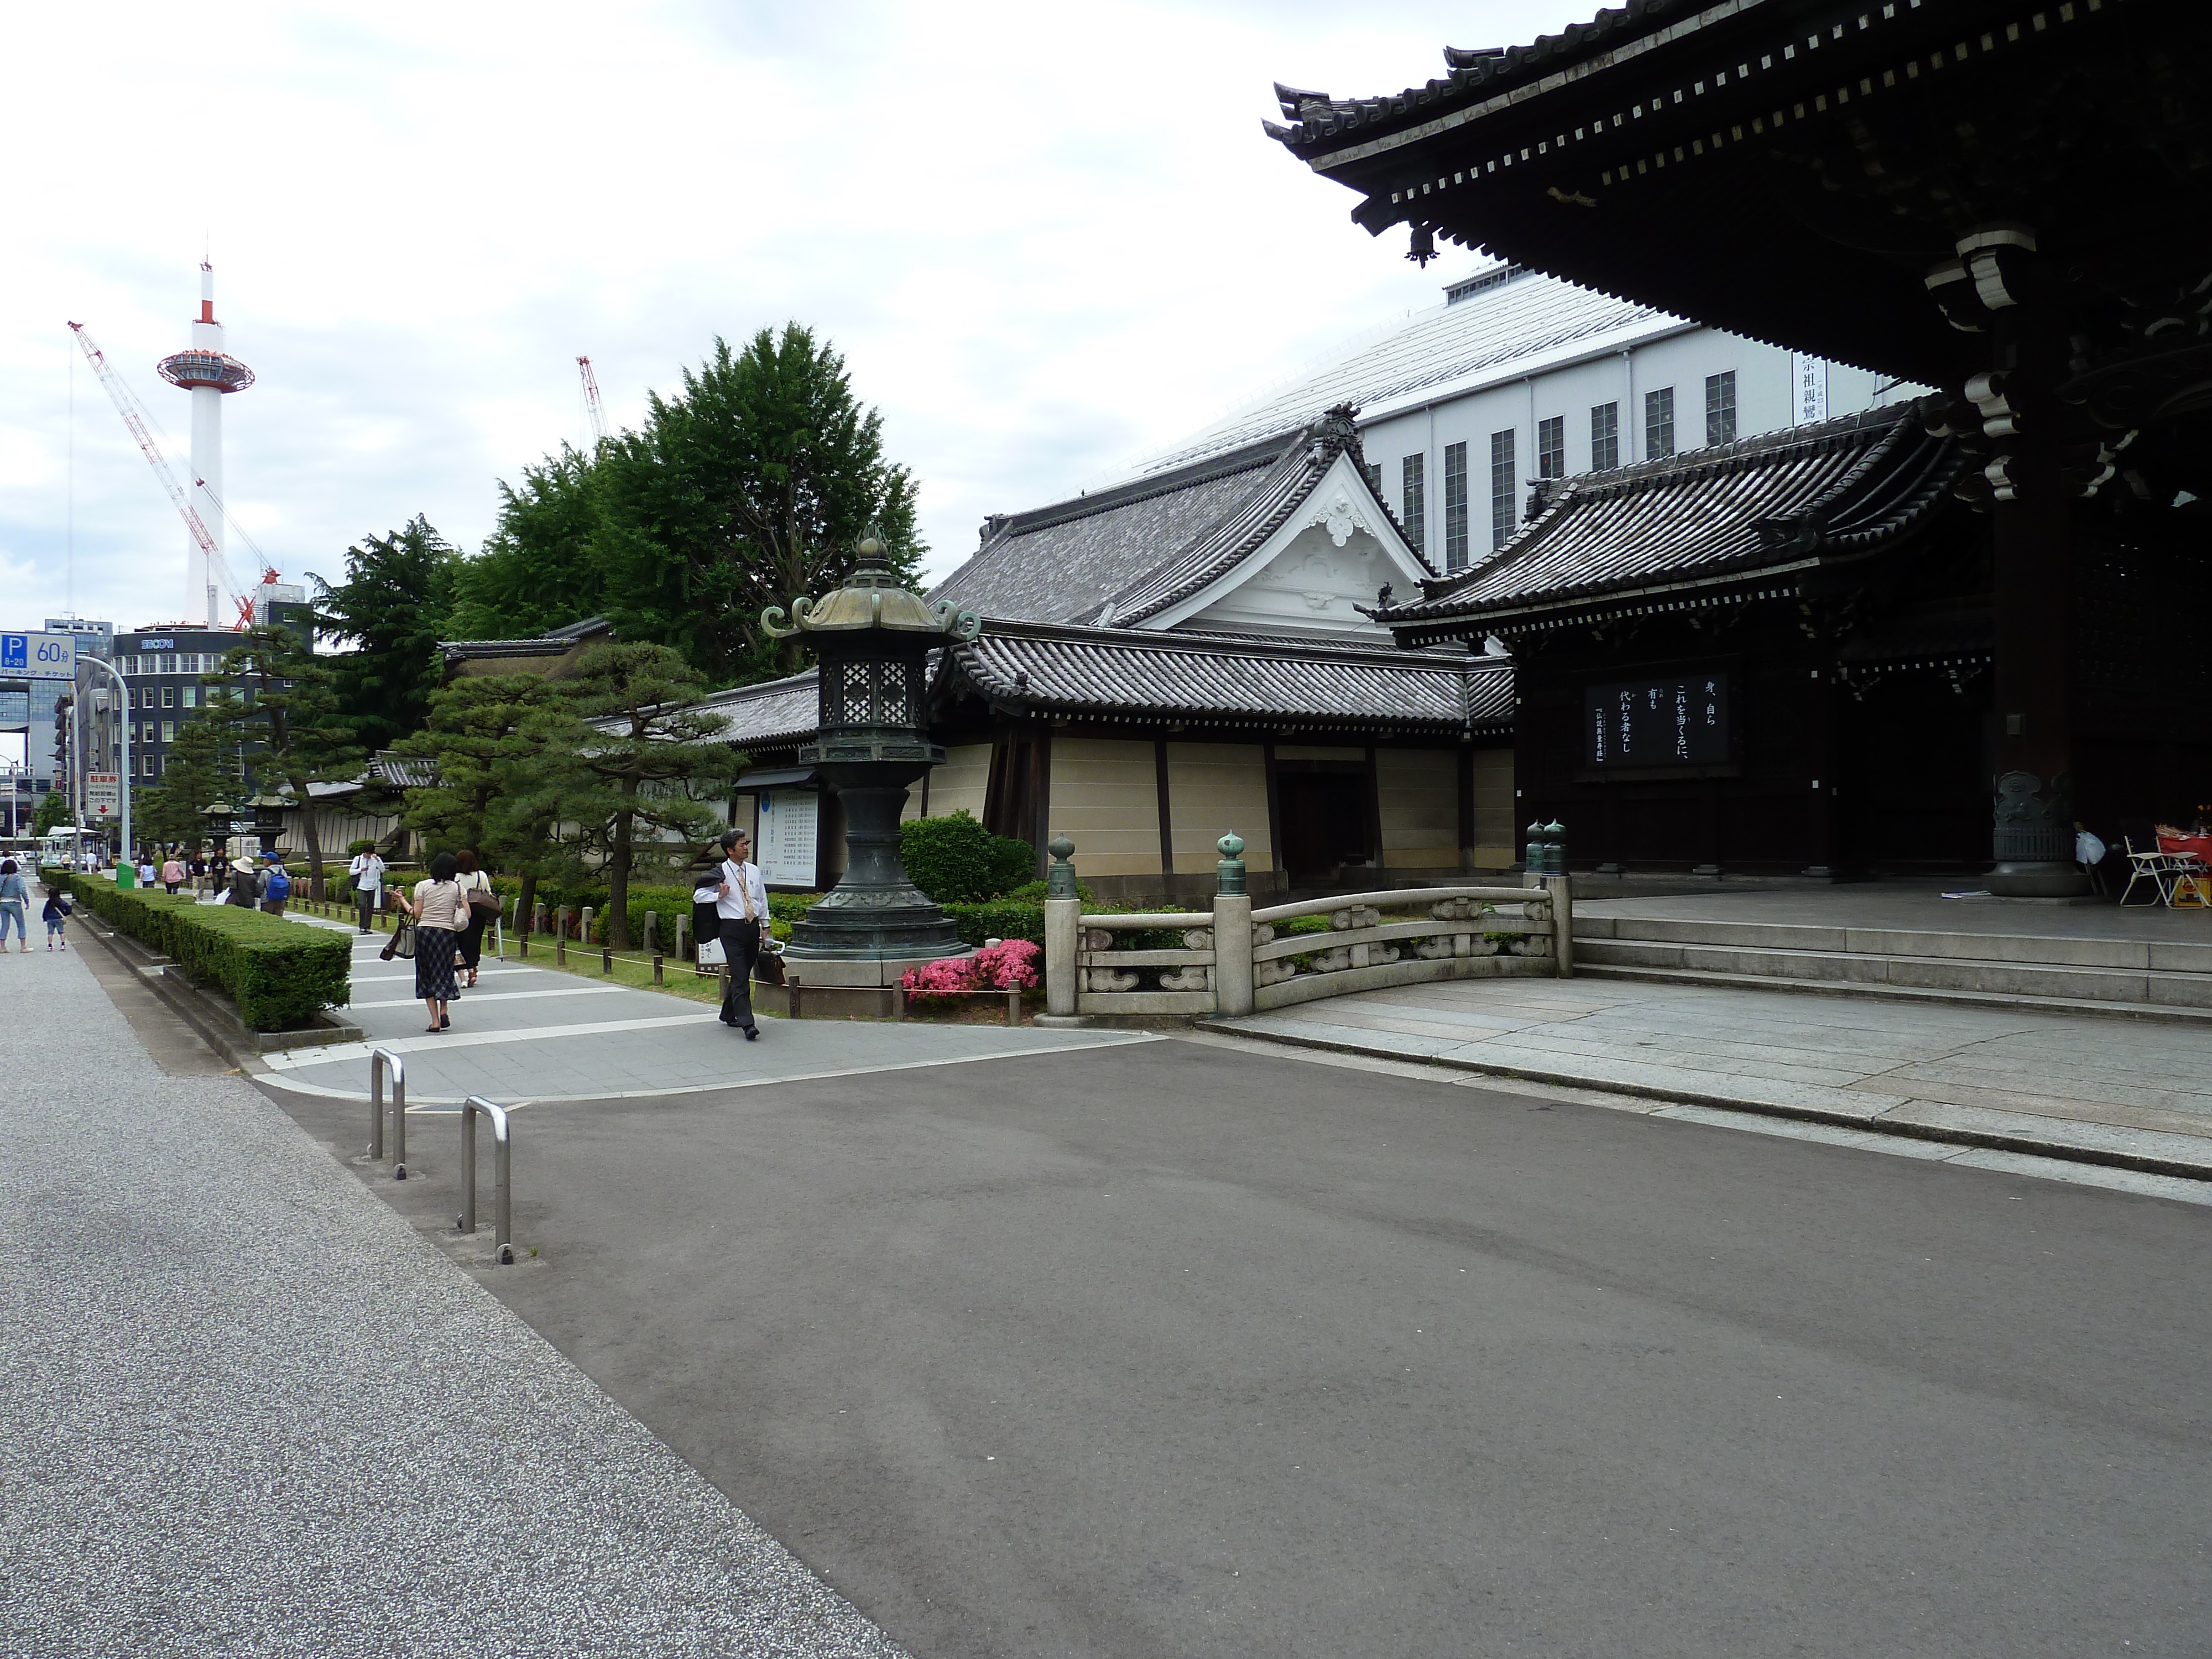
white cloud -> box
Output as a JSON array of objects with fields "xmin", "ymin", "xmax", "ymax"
[{"xmin": 0, "ymin": 0, "xmax": 1590, "ymax": 631}]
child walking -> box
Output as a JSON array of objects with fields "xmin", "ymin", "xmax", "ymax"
[{"xmin": 42, "ymin": 890, "xmax": 71, "ymax": 950}]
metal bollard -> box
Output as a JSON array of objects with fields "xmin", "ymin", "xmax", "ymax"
[
  {"xmin": 367, "ymin": 1047, "xmax": 409, "ymax": 1178},
  {"xmin": 602, "ymin": 943, "xmax": 613, "ymax": 974},
  {"xmin": 457, "ymin": 1096, "xmax": 515, "ymax": 1265}
]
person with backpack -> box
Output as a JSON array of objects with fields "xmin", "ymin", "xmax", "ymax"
[
  {"xmin": 41, "ymin": 888, "xmax": 71, "ymax": 949},
  {"xmin": 256, "ymin": 852, "xmax": 292, "ymax": 916}
]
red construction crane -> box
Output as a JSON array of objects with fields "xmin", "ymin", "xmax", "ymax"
[
  {"xmin": 577, "ymin": 355, "xmax": 608, "ymax": 444},
  {"xmin": 68, "ymin": 320, "xmax": 252, "ymax": 628}
]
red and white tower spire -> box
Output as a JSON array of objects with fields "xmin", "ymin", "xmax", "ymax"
[{"xmin": 156, "ymin": 262, "xmax": 254, "ymax": 628}]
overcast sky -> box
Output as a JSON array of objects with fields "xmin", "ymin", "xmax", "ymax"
[{"xmin": 1, "ymin": 0, "xmax": 1588, "ymax": 635}]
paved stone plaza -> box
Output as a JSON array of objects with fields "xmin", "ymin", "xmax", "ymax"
[
  {"xmin": 1209, "ymin": 973, "xmax": 2212, "ymax": 1183},
  {"xmin": 262, "ymin": 916, "xmax": 1147, "ymax": 1107}
]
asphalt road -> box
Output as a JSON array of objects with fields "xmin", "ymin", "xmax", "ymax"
[{"xmin": 268, "ymin": 1036, "xmax": 2212, "ymax": 1658}]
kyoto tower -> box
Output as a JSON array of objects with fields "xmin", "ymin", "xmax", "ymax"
[{"xmin": 156, "ymin": 262, "xmax": 254, "ymax": 627}]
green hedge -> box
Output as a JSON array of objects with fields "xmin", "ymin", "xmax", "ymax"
[
  {"xmin": 38, "ymin": 867, "xmax": 71, "ymax": 896},
  {"xmin": 70, "ymin": 880, "xmax": 351, "ymax": 1030},
  {"xmin": 901, "ymin": 812, "xmax": 1035, "ymax": 904}
]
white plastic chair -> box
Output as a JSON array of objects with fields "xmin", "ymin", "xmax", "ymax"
[{"xmin": 2119, "ymin": 837, "xmax": 2181, "ymax": 907}]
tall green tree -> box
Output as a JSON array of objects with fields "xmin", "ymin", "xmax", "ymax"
[
  {"xmin": 209, "ymin": 627, "xmax": 362, "ymax": 899},
  {"xmin": 455, "ymin": 325, "xmax": 924, "ymax": 684},
  {"xmin": 312, "ymin": 515, "xmax": 461, "ymax": 751},
  {"xmin": 33, "ymin": 791, "xmax": 70, "ymax": 836},
  {"xmin": 448, "ymin": 450, "xmax": 614, "ymax": 643},
  {"xmin": 610, "ymin": 325, "xmax": 923, "ymax": 679},
  {"xmin": 557, "ymin": 641, "xmax": 740, "ymax": 948}
]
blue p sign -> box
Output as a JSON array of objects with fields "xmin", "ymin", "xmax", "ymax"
[{"xmin": 0, "ymin": 636, "xmax": 23, "ymax": 672}]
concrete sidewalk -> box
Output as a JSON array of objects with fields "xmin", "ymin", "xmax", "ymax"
[
  {"xmin": 1204, "ymin": 973, "xmax": 2212, "ymax": 1181},
  {"xmin": 263, "ymin": 915, "xmax": 1149, "ymax": 1106},
  {"xmin": 0, "ymin": 919, "xmax": 906, "ymax": 1656}
]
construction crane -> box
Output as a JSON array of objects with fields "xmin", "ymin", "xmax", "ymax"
[
  {"xmin": 67, "ymin": 321, "xmax": 254, "ymax": 628},
  {"xmin": 577, "ymin": 355, "xmax": 608, "ymax": 444}
]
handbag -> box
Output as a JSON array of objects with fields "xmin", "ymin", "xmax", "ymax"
[
  {"xmin": 466, "ymin": 886, "xmax": 501, "ymax": 916},
  {"xmin": 753, "ymin": 940, "xmax": 786, "ymax": 987},
  {"xmin": 380, "ymin": 918, "xmax": 418, "ymax": 961}
]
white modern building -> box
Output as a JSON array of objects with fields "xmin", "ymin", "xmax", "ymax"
[{"xmin": 1128, "ymin": 263, "xmax": 1918, "ymax": 585}]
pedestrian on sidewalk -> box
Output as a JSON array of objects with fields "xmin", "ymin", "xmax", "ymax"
[
  {"xmin": 0, "ymin": 862, "xmax": 28, "ymax": 952},
  {"xmin": 137, "ymin": 854, "xmax": 155, "ymax": 889},
  {"xmin": 452, "ymin": 848, "xmax": 494, "ymax": 990},
  {"xmin": 348, "ymin": 846, "xmax": 386, "ymax": 934},
  {"xmin": 41, "ymin": 889, "xmax": 70, "ymax": 949},
  {"xmin": 392, "ymin": 852, "xmax": 463, "ymax": 1034},
  {"xmin": 222, "ymin": 857, "xmax": 258, "ymax": 907},
  {"xmin": 255, "ymin": 852, "xmax": 291, "ymax": 916},
  {"xmin": 159, "ymin": 853, "xmax": 186, "ymax": 895},
  {"xmin": 713, "ymin": 828, "xmax": 770, "ymax": 1040}
]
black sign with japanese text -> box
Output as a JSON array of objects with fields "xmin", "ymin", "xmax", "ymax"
[{"xmin": 1584, "ymin": 673, "xmax": 1731, "ymax": 768}]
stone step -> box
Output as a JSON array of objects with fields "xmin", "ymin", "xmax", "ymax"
[
  {"xmin": 1577, "ymin": 915, "xmax": 2212, "ymax": 975},
  {"xmin": 1574, "ymin": 959, "xmax": 2212, "ymax": 1026},
  {"xmin": 1577, "ymin": 935, "xmax": 2212, "ymax": 1009}
]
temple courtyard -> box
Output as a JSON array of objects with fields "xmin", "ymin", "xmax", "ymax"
[{"xmin": 11, "ymin": 894, "xmax": 2211, "ymax": 1657}]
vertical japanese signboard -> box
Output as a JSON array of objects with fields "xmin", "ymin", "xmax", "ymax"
[
  {"xmin": 86, "ymin": 773, "xmax": 121, "ymax": 819},
  {"xmin": 1584, "ymin": 674, "xmax": 1731, "ymax": 769},
  {"xmin": 755, "ymin": 790, "xmax": 819, "ymax": 887},
  {"xmin": 1791, "ymin": 354, "xmax": 1829, "ymax": 426}
]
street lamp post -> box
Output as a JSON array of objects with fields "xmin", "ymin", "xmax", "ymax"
[{"xmin": 82, "ymin": 657, "xmax": 131, "ymax": 879}]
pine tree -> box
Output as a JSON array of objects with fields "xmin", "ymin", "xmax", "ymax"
[{"xmin": 556, "ymin": 641, "xmax": 740, "ymax": 948}]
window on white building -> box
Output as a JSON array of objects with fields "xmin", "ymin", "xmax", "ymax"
[
  {"xmin": 1442, "ymin": 442, "xmax": 1469, "ymax": 571},
  {"xmin": 1537, "ymin": 416, "xmax": 1565, "ymax": 479},
  {"xmin": 1591, "ymin": 403, "xmax": 1619, "ymax": 471},
  {"xmin": 1400, "ymin": 453, "xmax": 1426, "ymax": 555},
  {"xmin": 1645, "ymin": 387, "xmax": 1676, "ymax": 460},
  {"xmin": 1705, "ymin": 371, "xmax": 1738, "ymax": 446},
  {"xmin": 1489, "ymin": 429, "xmax": 1517, "ymax": 550}
]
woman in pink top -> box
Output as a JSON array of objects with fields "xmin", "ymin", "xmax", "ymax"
[
  {"xmin": 392, "ymin": 849, "xmax": 465, "ymax": 1032},
  {"xmin": 158, "ymin": 854, "xmax": 187, "ymax": 895}
]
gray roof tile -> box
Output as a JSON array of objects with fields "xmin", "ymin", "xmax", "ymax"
[{"xmin": 1378, "ymin": 404, "xmax": 1960, "ymax": 634}]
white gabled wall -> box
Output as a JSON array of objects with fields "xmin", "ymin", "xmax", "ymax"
[{"xmin": 1146, "ymin": 448, "xmax": 1431, "ymax": 642}]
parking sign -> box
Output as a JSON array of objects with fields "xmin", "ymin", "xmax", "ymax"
[{"xmin": 0, "ymin": 633, "xmax": 78, "ymax": 681}]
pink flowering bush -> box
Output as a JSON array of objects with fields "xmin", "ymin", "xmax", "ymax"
[
  {"xmin": 974, "ymin": 938, "xmax": 1041, "ymax": 990},
  {"xmin": 900, "ymin": 939, "xmax": 1041, "ymax": 1002}
]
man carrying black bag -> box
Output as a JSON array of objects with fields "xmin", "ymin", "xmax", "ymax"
[{"xmin": 713, "ymin": 827, "xmax": 771, "ymax": 1040}]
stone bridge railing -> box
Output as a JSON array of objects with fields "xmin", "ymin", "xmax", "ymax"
[{"xmin": 1041, "ymin": 833, "xmax": 1573, "ymax": 1024}]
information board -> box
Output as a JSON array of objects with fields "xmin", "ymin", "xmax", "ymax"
[
  {"xmin": 1584, "ymin": 674, "xmax": 1731, "ymax": 769},
  {"xmin": 755, "ymin": 790, "xmax": 819, "ymax": 887},
  {"xmin": 86, "ymin": 773, "xmax": 121, "ymax": 819},
  {"xmin": 1791, "ymin": 354, "xmax": 1829, "ymax": 426},
  {"xmin": 0, "ymin": 632, "xmax": 79, "ymax": 681}
]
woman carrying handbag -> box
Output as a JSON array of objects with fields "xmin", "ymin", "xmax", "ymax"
[
  {"xmin": 390, "ymin": 851, "xmax": 465, "ymax": 1033},
  {"xmin": 452, "ymin": 847, "xmax": 498, "ymax": 989}
]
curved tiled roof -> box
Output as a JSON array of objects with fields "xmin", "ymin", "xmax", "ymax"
[
  {"xmin": 929, "ymin": 413, "xmax": 1425, "ymax": 632},
  {"xmin": 1377, "ymin": 403, "xmax": 1961, "ymax": 633},
  {"xmin": 949, "ymin": 620, "xmax": 1512, "ymax": 735},
  {"xmin": 693, "ymin": 669, "xmax": 820, "ymax": 748},
  {"xmin": 1265, "ymin": 0, "xmax": 1695, "ymax": 158}
]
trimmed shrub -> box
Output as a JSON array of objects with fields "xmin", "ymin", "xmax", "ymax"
[
  {"xmin": 38, "ymin": 867, "xmax": 71, "ymax": 896},
  {"xmin": 70, "ymin": 881, "xmax": 351, "ymax": 1030},
  {"xmin": 942, "ymin": 899, "xmax": 1045, "ymax": 948},
  {"xmin": 1003, "ymin": 877, "xmax": 1094, "ymax": 905},
  {"xmin": 901, "ymin": 811, "xmax": 1035, "ymax": 904}
]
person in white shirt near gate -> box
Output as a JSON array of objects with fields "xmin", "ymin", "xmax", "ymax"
[{"xmin": 714, "ymin": 827, "xmax": 771, "ymax": 1040}]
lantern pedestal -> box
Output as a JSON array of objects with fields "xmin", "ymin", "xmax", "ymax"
[{"xmin": 781, "ymin": 763, "xmax": 967, "ymax": 963}]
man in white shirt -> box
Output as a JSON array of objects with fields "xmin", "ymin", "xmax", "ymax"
[
  {"xmin": 713, "ymin": 827, "xmax": 771, "ymax": 1039},
  {"xmin": 347, "ymin": 847, "xmax": 387, "ymax": 934}
]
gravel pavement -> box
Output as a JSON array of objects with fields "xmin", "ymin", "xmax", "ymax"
[{"xmin": 0, "ymin": 931, "xmax": 906, "ymax": 1658}]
